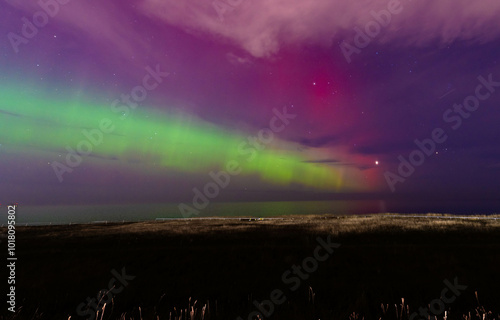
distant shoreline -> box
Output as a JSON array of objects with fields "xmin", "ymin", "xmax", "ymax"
[
  {"xmin": 3, "ymin": 212, "xmax": 500, "ymax": 227},
  {"xmin": 6, "ymin": 199, "xmax": 500, "ymax": 226}
]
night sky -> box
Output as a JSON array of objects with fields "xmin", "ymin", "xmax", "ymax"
[{"xmin": 1, "ymin": 0, "xmax": 499, "ymax": 213}]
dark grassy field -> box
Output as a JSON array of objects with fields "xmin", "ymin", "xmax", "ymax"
[{"xmin": 2, "ymin": 214, "xmax": 500, "ymax": 320}]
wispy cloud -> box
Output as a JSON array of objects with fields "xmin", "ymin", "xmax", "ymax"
[
  {"xmin": 140, "ymin": 0, "xmax": 500, "ymax": 57},
  {"xmin": 226, "ymin": 52, "xmax": 253, "ymax": 66},
  {"xmin": 302, "ymin": 159, "xmax": 340, "ymax": 164},
  {"xmin": 5, "ymin": 1, "xmax": 153, "ymax": 71}
]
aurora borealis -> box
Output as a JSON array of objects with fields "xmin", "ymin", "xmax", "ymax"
[{"xmin": 1, "ymin": 0, "xmax": 500, "ymax": 215}]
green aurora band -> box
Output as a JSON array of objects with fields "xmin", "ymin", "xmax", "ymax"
[{"xmin": 0, "ymin": 85, "xmax": 349, "ymax": 190}]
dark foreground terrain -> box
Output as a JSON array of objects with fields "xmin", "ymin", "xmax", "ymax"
[{"xmin": 2, "ymin": 214, "xmax": 500, "ymax": 320}]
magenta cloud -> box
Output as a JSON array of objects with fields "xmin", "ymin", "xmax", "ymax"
[{"xmin": 139, "ymin": 0, "xmax": 500, "ymax": 57}]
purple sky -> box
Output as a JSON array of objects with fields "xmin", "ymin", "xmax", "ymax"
[{"xmin": 1, "ymin": 0, "xmax": 500, "ymax": 213}]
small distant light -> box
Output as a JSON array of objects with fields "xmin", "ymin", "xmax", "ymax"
[{"xmin": 375, "ymin": 161, "xmax": 379, "ymax": 165}]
